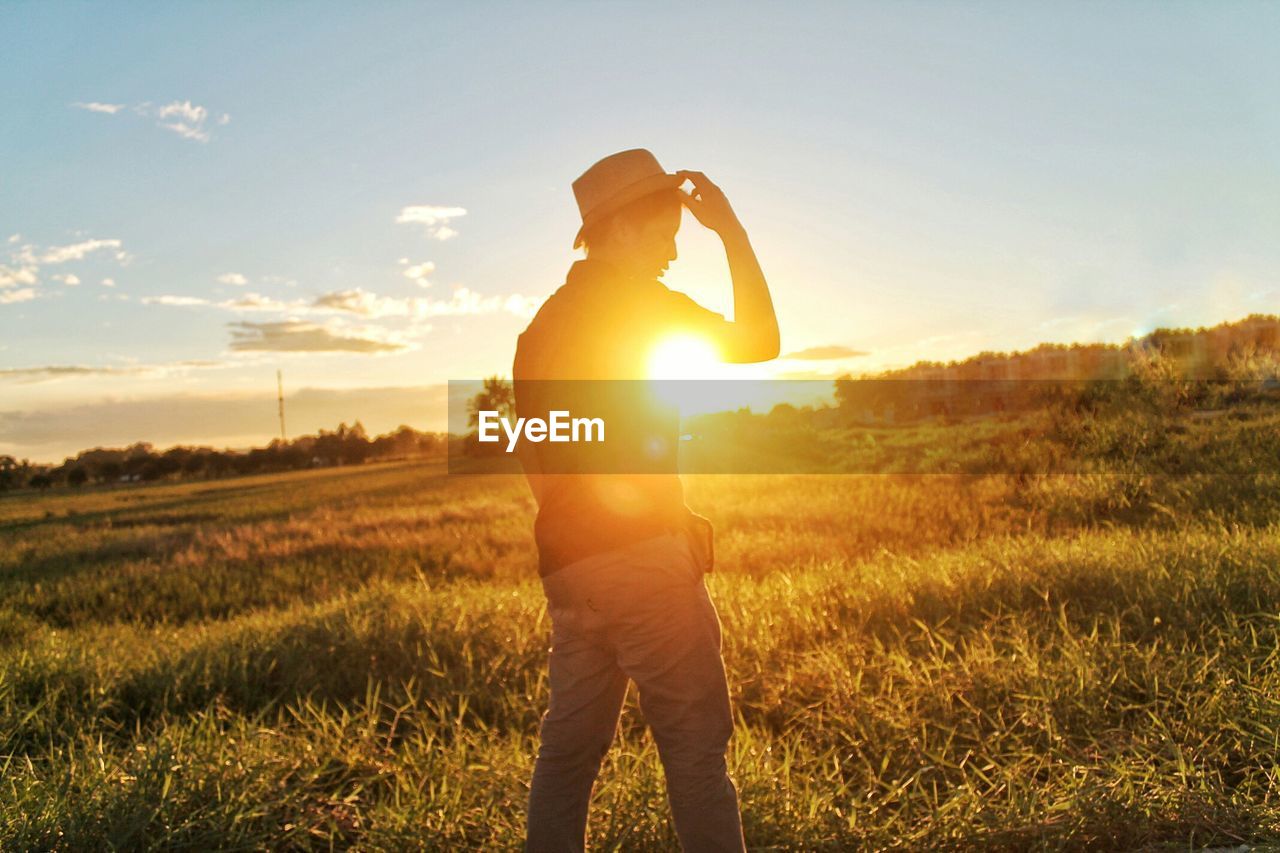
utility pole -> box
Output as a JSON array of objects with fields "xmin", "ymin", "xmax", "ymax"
[{"xmin": 277, "ymin": 369, "xmax": 287, "ymax": 442}]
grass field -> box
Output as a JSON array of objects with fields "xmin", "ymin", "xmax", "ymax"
[{"xmin": 3, "ymin": 425, "xmax": 1280, "ymax": 849}]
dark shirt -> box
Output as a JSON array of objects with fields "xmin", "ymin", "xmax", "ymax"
[{"xmin": 513, "ymin": 257, "xmax": 730, "ymax": 576}]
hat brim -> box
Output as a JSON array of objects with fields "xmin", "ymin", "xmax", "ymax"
[{"xmin": 573, "ymin": 172, "xmax": 684, "ymax": 249}]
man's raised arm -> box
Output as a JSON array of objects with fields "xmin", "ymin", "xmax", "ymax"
[{"xmin": 677, "ymin": 170, "xmax": 780, "ymax": 363}]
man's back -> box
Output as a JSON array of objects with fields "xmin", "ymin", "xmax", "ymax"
[{"xmin": 513, "ymin": 257, "xmax": 727, "ymax": 575}]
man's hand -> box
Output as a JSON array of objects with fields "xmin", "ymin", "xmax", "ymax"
[
  {"xmin": 677, "ymin": 170, "xmax": 743, "ymax": 237},
  {"xmin": 675, "ymin": 169, "xmax": 780, "ymax": 363}
]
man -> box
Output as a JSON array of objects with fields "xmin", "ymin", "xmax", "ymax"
[{"xmin": 514, "ymin": 148, "xmax": 779, "ymax": 852}]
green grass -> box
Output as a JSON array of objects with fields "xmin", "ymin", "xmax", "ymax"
[{"xmin": 3, "ymin": 434, "xmax": 1280, "ymax": 849}]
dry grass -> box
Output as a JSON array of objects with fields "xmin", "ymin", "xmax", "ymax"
[{"xmin": 3, "ymin": 418, "xmax": 1280, "ymax": 849}]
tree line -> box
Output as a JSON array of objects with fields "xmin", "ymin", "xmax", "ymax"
[{"xmin": 0, "ymin": 423, "xmax": 447, "ymax": 492}]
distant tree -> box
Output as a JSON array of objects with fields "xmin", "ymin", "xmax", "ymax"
[
  {"xmin": 67, "ymin": 467, "xmax": 88, "ymax": 488},
  {"xmin": 465, "ymin": 377, "xmax": 515, "ymax": 457},
  {"xmin": 468, "ymin": 376, "xmax": 515, "ymax": 428},
  {"xmin": 340, "ymin": 422, "xmax": 371, "ymax": 465}
]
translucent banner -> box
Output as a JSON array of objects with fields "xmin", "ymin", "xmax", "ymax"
[{"xmin": 446, "ymin": 378, "xmax": 1280, "ymax": 475}]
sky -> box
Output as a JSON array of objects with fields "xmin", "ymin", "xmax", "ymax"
[{"xmin": 2, "ymin": 1, "xmax": 1278, "ymax": 462}]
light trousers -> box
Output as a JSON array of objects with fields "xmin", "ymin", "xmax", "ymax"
[{"xmin": 526, "ymin": 532, "xmax": 745, "ymax": 853}]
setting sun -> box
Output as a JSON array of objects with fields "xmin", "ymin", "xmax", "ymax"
[{"xmin": 647, "ymin": 334, "xmax": 722, "ymax": 380}]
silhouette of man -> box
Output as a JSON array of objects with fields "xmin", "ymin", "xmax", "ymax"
[{"xmin": 514, "ymin": 149, "xmax": 779, "ymax": 852}]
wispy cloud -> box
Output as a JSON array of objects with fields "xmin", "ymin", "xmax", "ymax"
[
  {"xmin": 71, "ymin": 101, "xmax": 125, "ymax": 114},
  {"xmin": 142, "ymin": 292, "xmax": 304, "ymax": 312},
  {"xmin": 783, "ymin": 345, "xmax": 867, "ymax": 360},
  {"xmin": 227, "ymin": 320, "xmax": 409, "ymax": 353},
  {"xmin": 217, "ymin": 272, "xmax": 248, "ymax": 286},
  {"xmin": 310, "ymin": 286, "xmax": 538, "ymax": 319},
  {"xmin": 311, "ymin": 288, "xmax": 409, "ymax": 318},
  {"xmin": 141, "ymin": 295, "xmax": 210, "ymax": 306},
  {"xmin": 396, "ymin": 205, "xmax": 466, "ymax": 241},
  {"xmin": 418, "ymin": 287, "xmax": 539, "ymax": 319},
  {"xmin": 71, "ymin": 99, "xmax": 230, "ymax": 142},
  {"xmin": 31, "ymin": 238, "xmax": 123, "ymax": 265},
  {"xmin": 0, "ymin": 365, "xmax": 145, "ymax": 383},
  {"xmin": 54, "ymin": 273, "xmax": 81, "ymax": 286},
  {"xmin": 220, "ymin": 292, "xmax": 299, "ymax": 312},
  {"xmin": 0, "ymin": 360, "xmax": 225, "ymax": 386},
  {"xmin": 403, "ymin": 261, "xmax": 434, "ymax": 288}
]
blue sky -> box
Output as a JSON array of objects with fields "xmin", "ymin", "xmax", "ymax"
[{"xmin": 2, "ymin": 1, "xmax": 1278, "ymax": 461}]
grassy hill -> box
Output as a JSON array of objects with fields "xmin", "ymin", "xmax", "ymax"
[{"xmin": 3, "ymin": 413, "xmax": 1280, "ymax": 848}]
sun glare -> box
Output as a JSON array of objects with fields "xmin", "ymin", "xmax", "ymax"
[
  {"xmin": 647, "ymin": 334, "xmax": 737, "ymax": 414},
  {"xmin": 647, "ymin": 334, "xmax": 722, "ymax": 380}
]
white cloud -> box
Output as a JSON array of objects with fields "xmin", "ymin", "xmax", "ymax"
[
  {"xmin": 783, "ymin": 345, "xmax": 868, "ymax": 361},
  {"xmin": 220, "ymin": 292, "xmax": 301, "ymax": 312},
  {"xmin": 1, "ymin": 236, "xmax": 126, "ymax": 301},
  {"xmin": 142, "ymin": 290, "xmax": 308, "ymax": 313},
  {"xmin": 155, "ymin": 100, "xmax": 212, "ymax": 141},
  {"xmin": 416, "ymin": 287, "xmax": 538, "ymax": 319},
  {"xmin": 157, "ymin": 101, "xmax": 206, "ymax": 123},
  {"xmin": 142, "ymin": 295, "xmax": 210, "ymax": 306},
  {"xmin": 0, "ymin": 288, "xmax": 37, "ymax": 305},
  {"xmin": 502, "ymin": 293, "xmax": 541, "ymax": 318},
  {"xmin": 217, "ymin": 272, "xmax": 248, "ymax": 286},
  {"xmin": 141, "ymin": 277, "xmax": 537, "ymax": 327},
  {"xmin": 312, "ymin": 288, "xmax": 408, "ymax": 318},
  {"xmin": 403, "ymin": 261, "xmax": 435, "ymax": 288},
  {"xmin": 396, "ymin": 205, "xmax": 467, "ymax": 240},
  {"xmin": 70, "ymin": 100, "xmax": 227, "ymax": 142},
  {"xmin": 0, "ymin": 265, "xmax": 38, "ymax": 289},
  {"xmin": 310, "ymin": 285, "xmax": 537, "ymax": 320},
  {"xmin": 72, "ymin": 102, "xmax": 125, "ymax": 114},
  {"xmin": 37, "ymin": 238, "xmax": 123, "ymax": 265},
  {"xmin": 227, "ymin": 320, "xmax": 409, "ymax": 353},
  {"xmin": 101, "ymin": 278, "xmax": 116, "ymax": 287},
  {"xmin": 160, "ymin": 123, "xmax": 209, "ymax": 142}
]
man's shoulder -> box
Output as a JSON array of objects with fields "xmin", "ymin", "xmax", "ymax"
[
  {"xmin": 519, "ymin": 281, "xmax": 575, "ymax": 340},
  {"xmin": 514, "ymin": 276, "xmax": 584, "ymax": 378},
  {"xmin": 649, "ymin": 281, "xmax": 726, "ymax": 325}
]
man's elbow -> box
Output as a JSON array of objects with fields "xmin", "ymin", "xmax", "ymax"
[
  {"xmin": 759, "ymin": 327, "xmax": 780, "ymax": 361},
  {"xmin": 724, "ymin": 327, "xmax": 780, "ymax": 363}
]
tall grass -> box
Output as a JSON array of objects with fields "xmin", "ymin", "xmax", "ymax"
[{"xmin": 3, "ymin": 411, "xmax": 1280, "ymax": 849}]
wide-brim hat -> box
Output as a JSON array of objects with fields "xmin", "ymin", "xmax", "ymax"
[{"xmin": 572, "ymin": 148, "xmax": 682, "ymax": 249}]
